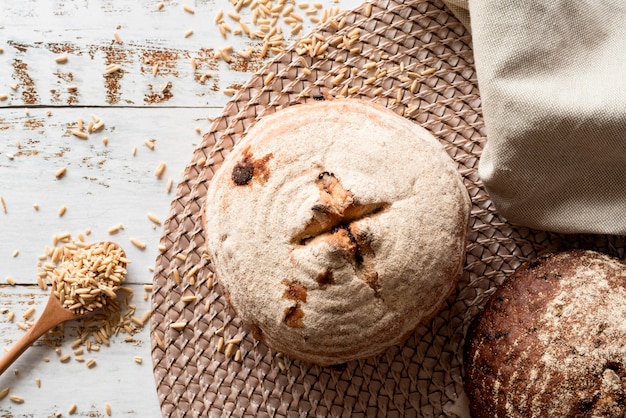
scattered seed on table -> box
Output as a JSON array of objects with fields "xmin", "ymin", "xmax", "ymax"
[
  {"xmin": 183, "ymin": 4, "xmax": 195, "ymax": 13},
  {"xmin": 86, "ymin": 358, "xmax": 96, "ymax": 368},
  {"xmin": 59, "ymin": 354, "xmax": 71, "ymax": 363},
  {"xmin": 58, "ymin": 205, "xmax": 67, "ymax": 217},
  {"xmin": 108, "ymin": 224, "xmax": 124, "ymax": 234},
  {"xmin": 55, "ymin": 55, "xmax": 68, "ymax": 63},
  {"xmin": 166, "ymin": 178, "xmax": 173, "ymax": 193},
  {"xmin": 1, "ymin": 195, "xmax": 7, "ymax": 213},
  {"xmin": 105, "ymin": 403, "xmax": 112, "ymax": 416},
  {"xmin": 130, "ymin": 238, "xmax": 146, "ymax": 250},
  {"xmin": 0, "ymin": 388, "xmax": 8, "ymax": 400},
  {"xmin": 71, "ymin": 130, "xmax": 88, "ymax": 139},
  {"xmin": 157, "ymin": 2, "xmax": 164, "ymax": 10},
  {"xmin": 22, "ymin": 307, "xmax": 35, "ymax": 319},
  {"xmin": 144, "ymin": 139, "xmax": 155, "ymax": 150},
  {"xmin": 154, "ymin": 162, "xmax": 166, "ymax": 178},
  {"xmin": 6, "ymin": 277, "xmax": 15, "ymax": 286},
  {"xmin": 67, "ymin": 85, "xmax": 78, "ymax": 92},
  {"xmin": 147, "ymin": 213, "xmax": 162, "ymax": 225},
  {"xmin": 9, "ymin": 395, "xmax": 24, "ymax": 404},
  {"xmin": 12, "ymin": 250, "xmax": 18, "ymax": 257},
  {"xmin": 105, "ymin": 64, "xmax": 121, "ymax": 74},
  {"xmin": 55, "ymin": 167, "xmax": 67, "ymax": 179},
  {"xmin": 134, "ymin": 356, "xmax": 143, "ymax": 364},
  {"xmin": 113, "ymin": 31, "xmax": 122, "ymax": 43},
  {"xmin": 184, "ymin": 29, "xmax": 193, "ymax": 38},
  {"xmin": 35, "ymin": 378, "xmax": 41, "ymax": 388},
  {"xmin": 68, "ymin": 403, "xmax": 77, "ymax": 414}
]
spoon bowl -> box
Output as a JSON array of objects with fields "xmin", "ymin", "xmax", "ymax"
[{"xmin": 0, "ymin": 241, "xmax": 126, "ymax": 376}]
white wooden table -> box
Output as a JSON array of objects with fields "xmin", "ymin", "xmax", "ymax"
[{"xmin": 0, "ymin": 0, "xmax": 361, "ymax": 416}]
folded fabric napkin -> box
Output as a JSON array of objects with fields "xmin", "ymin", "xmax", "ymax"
[{"xmin": 443, "ymin": 0, "xmax": 626, "ymax": 234}]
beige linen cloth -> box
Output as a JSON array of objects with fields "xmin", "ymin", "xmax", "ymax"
[{"xmin": 443, "ymin": 0, "xmax": 626, "ymax": 234}]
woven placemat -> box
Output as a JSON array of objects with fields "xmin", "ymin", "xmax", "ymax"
[{"xmin": 150, "ymin": 0, "xmax": 626, "ymax": 416}]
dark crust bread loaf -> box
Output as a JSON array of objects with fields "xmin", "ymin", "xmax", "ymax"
[{"xmin": 464, "ymin": 250, "xmax": 626, "ymax": 418}]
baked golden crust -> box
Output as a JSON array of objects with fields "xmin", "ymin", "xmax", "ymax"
[
  {"xmin": 205, "ymin": 99, "xmax": 471, "ymax": 365},
  {"xmin": 464, "ymin": 250, "xmax": 626, "ymax": 417}
]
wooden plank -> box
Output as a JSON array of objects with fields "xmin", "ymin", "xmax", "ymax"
[
  {"xmin": 0, "ymin": 0, "xmax": 361, "ymax": 107},
  {"xmin": 0, "ymin": 284, "xmax": 160, "ymax": 417},
  {"xmin": 0, "ymin": 106, "xmax": 217, "ymax": 287}
]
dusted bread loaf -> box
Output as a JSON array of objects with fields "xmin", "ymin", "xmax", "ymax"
[
  {"xmin": 205, "ymin": 99, "xmax": 471, "ymax": 365},
  {"xmin": 465, "ymin": 250, "xmax": 626, "ymax": 417}
]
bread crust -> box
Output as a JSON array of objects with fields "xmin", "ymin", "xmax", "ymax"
[
  {"xmin": 205, "ymin": 99, "xmax": 471, "ymax": 365},
  {"xmin": 464, "ymin": 250, "xmax": 626, "ymax": 417}
]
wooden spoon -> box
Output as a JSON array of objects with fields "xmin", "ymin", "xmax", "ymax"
[{"xmin": 0, "ymin": 241, "xmax": 126, "ymax": 376}]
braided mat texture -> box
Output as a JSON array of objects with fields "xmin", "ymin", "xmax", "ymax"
[{"xmin": 151, "ymin": 0, "xmax": 626, "ymax": 416}]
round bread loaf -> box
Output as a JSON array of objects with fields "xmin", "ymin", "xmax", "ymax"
[
  {"xmin": 464, "ymin": 250, "xmax": 626, "ymax": 417},
  {"xmin": 205, "ymin": 99, "xmax": 471, "ymax": 365}
]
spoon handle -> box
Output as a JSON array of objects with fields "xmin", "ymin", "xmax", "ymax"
[{"xmin": 0, "ymin": 293, "xmax": 72, "ymax": 376}]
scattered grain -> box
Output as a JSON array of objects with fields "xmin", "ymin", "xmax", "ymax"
[
  {"xmin": 6, "ymin": 277, "xmax": 16, "ymax": 286},
  {"xmin": 35, "ymin": 378, "xmax": 41, "ymax": 388},
  {"xmin": 181, "ymin": 295, "xmax": 197, "ymax": 303},
  {"xmin": 183, "ymin": 4, "xmax": 195, "ymax": 14},
  {"xmin": 68, "ymin": 403, "xmax": 77, "ymax": 414},
  {"xmin": 130, "ymin": 238, "xmax": 146, "ymax": 250},
  {"xmin": 184, "ymin": 29, "xmax": 194, "ymax": 38},
  {"xmin": 71, "ymin": 130, "xmax": 88, "ymax": 139},
  {"xmin": 105, "ymin": 64, "xmax": 121, "ymax": 74},
  {"xmin": 12, "ymin": 250, "xmax": 18, "ymax": 257},
  {"xmin": 421, "ymin": 67, "xmax": 436, "ymax": 76},
  {"xmin": 144, "ymin": 139, "xmax": 155, "ymax": 150},
  {"xmin": 55, "ymin": 55, "xmax": 68, "ymax": 64},
  {"xmin": 134, "ymin": 356, "xmax": 143, "ymax": 364},
  {"xmin": 154, "ymin": 162, "xmax": 166, "ymax": 178},
  {"xmin": 55, "ymin": 167, "xmax": 67, "ymax": 179},
  {"xmin": 154, "ymin": 332, "xmax": 164, "ymax": 349},
  {"xmin": 58, "ymin": 205, "xmax": 67, "ymax": 217},
  {"xmin": 105, "ymin": 403, "xmax": 112, "ymax": 416},
  {"xmin": 264, "ymin": 71, "xmax": 275, "ymax": 86},
  {"xmin": 59, "ymin": 354, "xmax": 71, "ymax": 362},
  {"xmin": 107, "ymin": 224, "xmax": 124, "ymax": 234},
  {"xmin": 113, "ymin": 31, "xmax": 122, "ymax": 44},
  {"xmin": 157, "ymin": 2, "xmax": 164, "ymax": 10},
  {"xmin": 0, "ymin": 388, "xmax": 8, "ymax": 400},
  {"xmin": 0, "ymin": 94, "xmax": 7, "ymax": 101},
  {"xmin": 9, "ymin": 395, "xmax": 24, "ymax": 404},
  {"xmin": 86, "ymin": 358, "xmax": 96, "ymax": 368},
  {"xmin": 67, "ymin": 85, "xmax": 78, "ymax": 92},
  {"xmin": 147, "ymin": 213, "xmax": 162, "ymax": 225},
  {"xmin": 169, "ymin": 322, "xmax": 186, "ymax": 330},
  {"xmin": 22, "ymin": 307, "xmax": 35, "ymax": 320}
]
